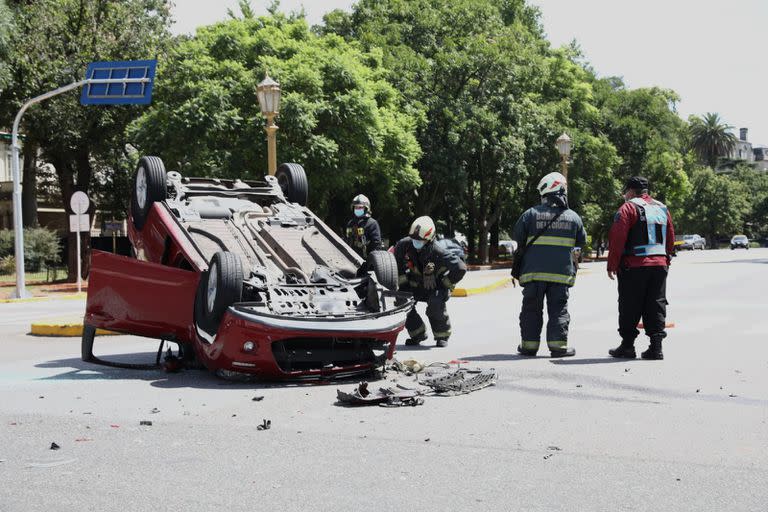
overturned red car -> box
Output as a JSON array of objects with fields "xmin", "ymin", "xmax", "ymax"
[{"xmin": 82, "ymin": 156, "xmax": 413, "ymax": 380}]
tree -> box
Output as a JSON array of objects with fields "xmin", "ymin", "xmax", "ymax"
[
  {"xmin": 0, "ymin": 0, "xmax": 173, "ymax": 279},
  {"xmin": 0, "ymin": 0, "xmax": 12, "ymax": 91},
  {"xmin": 129, "ymin": 10, "xmax": 421, "ymax": 241},
  {"xmin": 689, "ymin": 112, "xmax": 737, "ymax": 169}
]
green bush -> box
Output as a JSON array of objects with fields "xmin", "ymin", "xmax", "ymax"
[
  {"xmin": 0, "ymin": 228, "xmax": 61, "ymax": 272},
  {"xmin": 750, "ymin": 241, "xmax": 761, "ymax": 249},
  {"xmin": 0, "ymin": 255, "xmax": 14, "ymax": 274},
  {"xmin": 0, "ymin": 229, "xmax": 12, "ymax": 258}
]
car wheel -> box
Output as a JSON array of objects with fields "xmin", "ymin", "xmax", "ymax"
[
  {"xmin": 367, "ymin": 250, "xmax": 399, "ymax": 291},
  {"xmin": 275, "ymin": 163, "xmax": 308, "ymax": 206},
  {"xmin": 131, "ymin": 156, "xmax": 167, "ymax": 230},
  {"xmin": 195, "ymin": 251, "xmax": 243, "ymax": 335}
]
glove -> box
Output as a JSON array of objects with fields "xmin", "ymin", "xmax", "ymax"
[{"xmin": 423, "ymin": 262, "xmax": 437, "ymax": 290}]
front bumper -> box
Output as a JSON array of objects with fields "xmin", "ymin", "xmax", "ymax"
[{"xmin": 193, "ymin": 298, "xmax": 413, "ymax": 380}]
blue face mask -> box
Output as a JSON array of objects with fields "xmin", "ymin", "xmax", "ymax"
[
  {"xmin": 354, "ymin": 208, "xmax": 365, "ymax": 217},
  {"xmin": 412, "ymin": 239, "xmax": 426, "ymax": 250}
]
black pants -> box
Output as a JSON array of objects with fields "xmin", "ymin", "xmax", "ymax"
[
  {"xmin": 519, "ymin": 282, "xmax": 570, "ymax": 352},
  {"xmin": 404, "ymin": 288, "xmax": 451, "ymax": 340},
  {"xmin": 617, "ymin": 266, "xmax": 668, "ymax": 343}
]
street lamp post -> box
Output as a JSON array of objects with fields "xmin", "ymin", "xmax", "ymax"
[
  {"xmin": 256, "ymin": 74, "xmax": 281, "ymax": 176},
  {"xmin": 555, "ymin": 133, "xmax": 572, "ymax": 179}
]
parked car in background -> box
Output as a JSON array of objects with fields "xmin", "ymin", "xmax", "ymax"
[
  {"xmin": 679, "ymin": 234, "xmax": 706, "ymax": 250},
  {"xmin": 730, "ymin": 235, "xmax": 749, "ymax": 250}
]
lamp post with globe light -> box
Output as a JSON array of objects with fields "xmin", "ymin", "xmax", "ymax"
[
  {"xmin": 256, "ymin": 74, "xmax": 281, "ymax": 176},
  {"xmin": 555, "ymin": 133, "xmax": 572, "ymax": 179}
]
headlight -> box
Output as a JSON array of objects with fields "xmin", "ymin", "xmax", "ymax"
[{"xmin": 243, "ymin": 341, "xmax": 255, "ymax": 352}]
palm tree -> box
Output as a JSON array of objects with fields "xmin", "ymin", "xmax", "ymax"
[{"xmin": 689, "ymin": 113, "xmax": 737, "ymax": 169}]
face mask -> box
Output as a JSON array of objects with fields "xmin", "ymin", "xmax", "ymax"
[
  {"xmin": 412, "ymin": 239, "xmax": 426, "ymax": 250},
  {"xmin": 354, "ymin": 208, "xmax": 365, "ymax": 217}
]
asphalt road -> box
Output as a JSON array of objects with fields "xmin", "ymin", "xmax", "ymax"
[{"xmin": 1, "ymin": 248, "xmax": 766, "ymax": 511}]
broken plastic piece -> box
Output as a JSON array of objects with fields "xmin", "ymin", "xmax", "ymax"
[
  {"xmin": 256, "ymin": 419, "xmax": 271, "ymax": 430},
  {"xmin": 140, "ymin": 420, "xmax": 153, "ymax": 426},
  {"xmin": 420, "ymin": 367, "xmax": 497, "ymax": 395},
  {"xmin": 336, "ymin": 382, "xmax": 424, "ymax": 407},
  {"xmin": 49, "ymin": 442, "xmax": 60, "ymax": 450},
  {"xmin": 251, "ymin": 396, "xmax": 265, "ymax": 402}
]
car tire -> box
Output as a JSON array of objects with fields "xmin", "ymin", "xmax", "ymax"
[
  {"xmin": 131, "ymin": 156, "xmax": 167, "ymax": 230},
  {"xmin": 195, "ymin": 251, "xmax": 243, "ymax": 335},
  {"xmin": 275, "ymin": 163, "xmax": 308, "ymax": 206},
  {"xmin": 367, "ymin": 250, "xmax": 399, "ymax": 291}
]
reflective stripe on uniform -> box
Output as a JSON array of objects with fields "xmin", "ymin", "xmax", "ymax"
[
  {"xmin": 433, "ymin": 330, "xmax": 451, "ymax": 338},
  {"xmin": 520, "ymin": 272, "xmax": 575, "ymax": 286},
  {"xmin": 526, "ymin": 235, "xmax": 576, "ymax": 247},
  {"xmin": 408, "ymin": 324, "xmax": 426, "ymax": 337},
  {"xmin": 547, "ymin": 340, "xmax": 567, "ymax": 349},
  {"xmin": 521, "ymin": 340, "xmax": 540, "ymax": 349},
  {"xmin": 398, "ymin": 275, "xmax": 408, "ymax": 285}
]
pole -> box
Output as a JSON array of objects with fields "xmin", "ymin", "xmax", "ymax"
[
  {"xmin": 76, "ymin": 217, "xmax": 82, "ymax": 294},
  {"xmin": 265, "ymin": 114, "xmax": 278, "ymax": 176},
  {"xmin": 561, "ymin": 155, "xmax": 568, "ymax": 180},
  {"xmin": 9, "ymin": 77, "xmax": 150, "ymax": 299}
]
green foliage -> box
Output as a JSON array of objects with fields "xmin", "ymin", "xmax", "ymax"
[
  {"xmin": 0, "ymin": 0, "xmax": 12, "ymax": 90},
  {"xmin": 689, "ymin": 113, "xmax": 737, "ymax": 169},
  {"xmin": 0, "ymin": 228, "xmax": 61, "ymax": 272},
  {"xmin": 129, "ymin": 13, "xmax": 421, "ymax": 235},
  {"xmin": 0, "ymin": 255, "xmax": 13, "ymax": 274}
]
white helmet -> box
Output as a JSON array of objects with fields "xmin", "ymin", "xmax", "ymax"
[
  {"xmin": 537, "ymin": 172, "xmax": 567, "ymax": 197},
  {"xmin": 351, "ymin": 194, "xmax": 371, "ymax": 213},
  {"xmin": 409, "ymin": 216, "xmax": 436, "ymax": 242}
]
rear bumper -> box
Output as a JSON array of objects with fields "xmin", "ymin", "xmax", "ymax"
[{"xmin": 194, "ymin": 301, "xmax": 412, "ymax": 380}]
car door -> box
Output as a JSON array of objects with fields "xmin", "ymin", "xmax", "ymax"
[{"xmin": 84, "ymin": 250, "xmax": 200, "ymax": 342}]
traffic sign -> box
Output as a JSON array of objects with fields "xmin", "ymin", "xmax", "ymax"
[
  {"xmin": 69, "ymin": 214, "xmax": 90, "ymax": 233},
  {"xmin": 80, "ymin": 60, "xmax": 157, "ymax": 105},
  {"xmin": 70, "ymin": 191, "xmax": 90, "ymax": 214}
]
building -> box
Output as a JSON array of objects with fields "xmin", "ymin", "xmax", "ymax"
[
  {"xmin": 0, "ymin": 131, "xmax": 23, "ymax": 230},
  {"xmin": 719, "ymin": 127, "xmax": 768, "ymax": 172},
  {"xmin": 752, "ymin": 145, "xmax": 768, "ymax": 172}
]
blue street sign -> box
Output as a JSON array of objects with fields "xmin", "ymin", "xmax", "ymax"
[{"xmin": 80, "ymin": 60, "xmax": 157, "ymax": 105}]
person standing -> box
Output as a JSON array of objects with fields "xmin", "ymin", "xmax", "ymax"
[
  {"xmin": 393, "ymin": 216, "xmax": 466, "ymax": 348},
  {"xmin": 512, "ymin": 172, "xmax": 586, "ymax": 358},
  {"xmin": 345, "ymin": 194, "xmax": 382, "ymax": 258},
  {"xmin": 607, "ymin": 176, "xmax": 675, "ymax": 360}
]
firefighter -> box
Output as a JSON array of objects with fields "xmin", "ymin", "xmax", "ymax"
[
  {"xmin": 345, "ymin": 194, "xmax": 382, "ymax": 258},
  {"xmin": 512, "ymin": 172, "xmax": 586, "ymax": 358},
  {"xmin": 607, "ymin": 176, "xmax": 675, "ymax": 360},
  {"xmin": 393, "ymin": 216, "xmax": 467, "ymax": 348}
]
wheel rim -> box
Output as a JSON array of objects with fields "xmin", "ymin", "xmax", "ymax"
[
  {"xmin": 136, "ymin": 166, "xmax": 147, "ymax": 209},
  {"xmin": 206, "ymin": 262, "xmax": 218, "ymax": 313}
]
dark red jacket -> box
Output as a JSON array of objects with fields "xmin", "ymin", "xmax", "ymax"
[{"xmin": 607, "ymin": 194, "xmax": 675, "ymax": 272}]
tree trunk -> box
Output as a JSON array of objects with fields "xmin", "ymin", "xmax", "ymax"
[
  {"xmin": 21, "ymin": 141, "xmax": 39, "ymax": 228},
  {"xmin": 478, "ymin": 220, "xmax": 489, "ymax": 264},
  {"xmin": 489, "ymin": 221, "xmax": 499, "ymax": 261}
]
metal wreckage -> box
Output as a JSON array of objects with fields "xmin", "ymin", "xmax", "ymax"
[{"xmin": 336, "ymin": 359, "xmax": 498, "ymax": 407}]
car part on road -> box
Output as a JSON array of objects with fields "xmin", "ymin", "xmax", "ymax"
[
  {"xmin": 336, "ymin": 382, "xmax": 425, "ymax": 407},
  {"xmin": 420, "ymin": 367, "xmax": 498, "ymax": 395}
]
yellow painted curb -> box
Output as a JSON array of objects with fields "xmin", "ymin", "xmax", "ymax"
[
  {"xmin": 1, "ymin": 293, "xmax": 87, "ymax": 304},
  {"xmin": 30, "ymin": 321, "xmax": 118, "ymax": 337},
  {"xmin": 454, "ymin": 277, "xmax": 512, "ymax": 297}
]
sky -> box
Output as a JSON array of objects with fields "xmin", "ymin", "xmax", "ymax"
[{"xmin": 171, "ymin": 0, "xmax": 768, "ymax": 145}]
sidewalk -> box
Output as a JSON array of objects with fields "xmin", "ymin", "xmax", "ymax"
[{"xmin": 453, "ymin": 269, "xmax": 512, "ymax": 297}]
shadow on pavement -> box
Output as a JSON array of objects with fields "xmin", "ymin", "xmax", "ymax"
[
  {"xmin": 695, "ymin": 258, "xmax": 768, "ymax": 265},
  {"xmin": 459, "ymin": 353, "xmax": 531, "ymax": 362},
  {"xmin": 550, "ymin": 357, "xmax": 641, "ymax": 365},
  {"xmin": 35, "ymin": 353, "xmax": 382, "ymax": 389}
]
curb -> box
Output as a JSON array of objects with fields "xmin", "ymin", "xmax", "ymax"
[
  {"xmin": 453, "ymin": 277, "xmax": 512, "ymax": 297},
  {"xmin": 1, "ymin": 293, "xmax": 87, "ymax": 304},
  {"xmin": 30, "ymin": 319, "xmax": 118, "ymax": 337}
]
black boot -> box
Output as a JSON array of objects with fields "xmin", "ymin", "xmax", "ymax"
[
  {"xmin": 641, "ymin": 340, "xmax": 663, "ymax": 360},
  {"xmin": 609, "ymin": 342, "xmax": 636, "ymax": 359},
  {"xmin": 435, "ymin": 338, "xmax": 449, "ymax": 348},
  {"xmin": 550, "ymin": 347, "xmax": 575, "ymax": 358},
  {"xmin": 405, "ymin": 334, "xmax": 427, "ymax": 346},
  {"xmin": 517, "ymin": 345, "xmax": 537, "ymax": 356}
]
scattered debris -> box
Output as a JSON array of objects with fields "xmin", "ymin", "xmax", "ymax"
[
  {"xmin": 624, "ymin": 368, "xmax": 630, "ymax": 373},
  {"xmin": 74, "ymin": 438, "xmax": 92, "ymax": 442},
  {"xmin": 336, "ymin": 382, "xmax": 425, "ymax": 407},
  {"xmin": 257, "ymin": 419, "xmax": 271, "ymax": 431},
  {"xmin": 576, "ymin": 384, "xmax": 582, "ymax": 388},
  {"xmin": 140, "ymin": 420, "xmax": 153, "ymax": 426},
  {"xmin": 421, "ymin": 367, "xmax": 497, "ymax": 396},
  {"xmin": 83, "ymin": 412, "xmax": 92, "ymax": 415},
  {"xmin": 543, "ymin": 454, "xmax": 553, "ymax": 460},
  {"xmin": 696, "ymin": 389, "xmax": 700, "ymax": 393},
  {"xmin": 49, "ymin": 442, "xmax": 60, "ymax": 450},
  {"xmin": 252, "ymin": 396, "xmax": 265, "ymax": 402},
  {"xmin": 38, "ymin": 396, "xmax": 44, "ymax": 399},
  {"xmin": 676, "ymin": 478, "xmax": 681, "ymax": 481},
  {"xmin": 728, "ymin": 394, "xmax": 737, "ymax": 398},
  {"xmin": 424, "ymin": 438, "xmax": 431, "ymax": 442},
  {"xmin": 547, "ymin": 446, "xmax": 562, "ymax": 451},
  {"xmin": 150, "ymin": 408, "xmax": 160, "ymax": 414},
  {"xmin": 232, "ymin": 414, "xmax": 237, "ymax": 417},
  {"xmin": 110, "ymin": 424, "xmax": 120, "ymax": 428}
]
